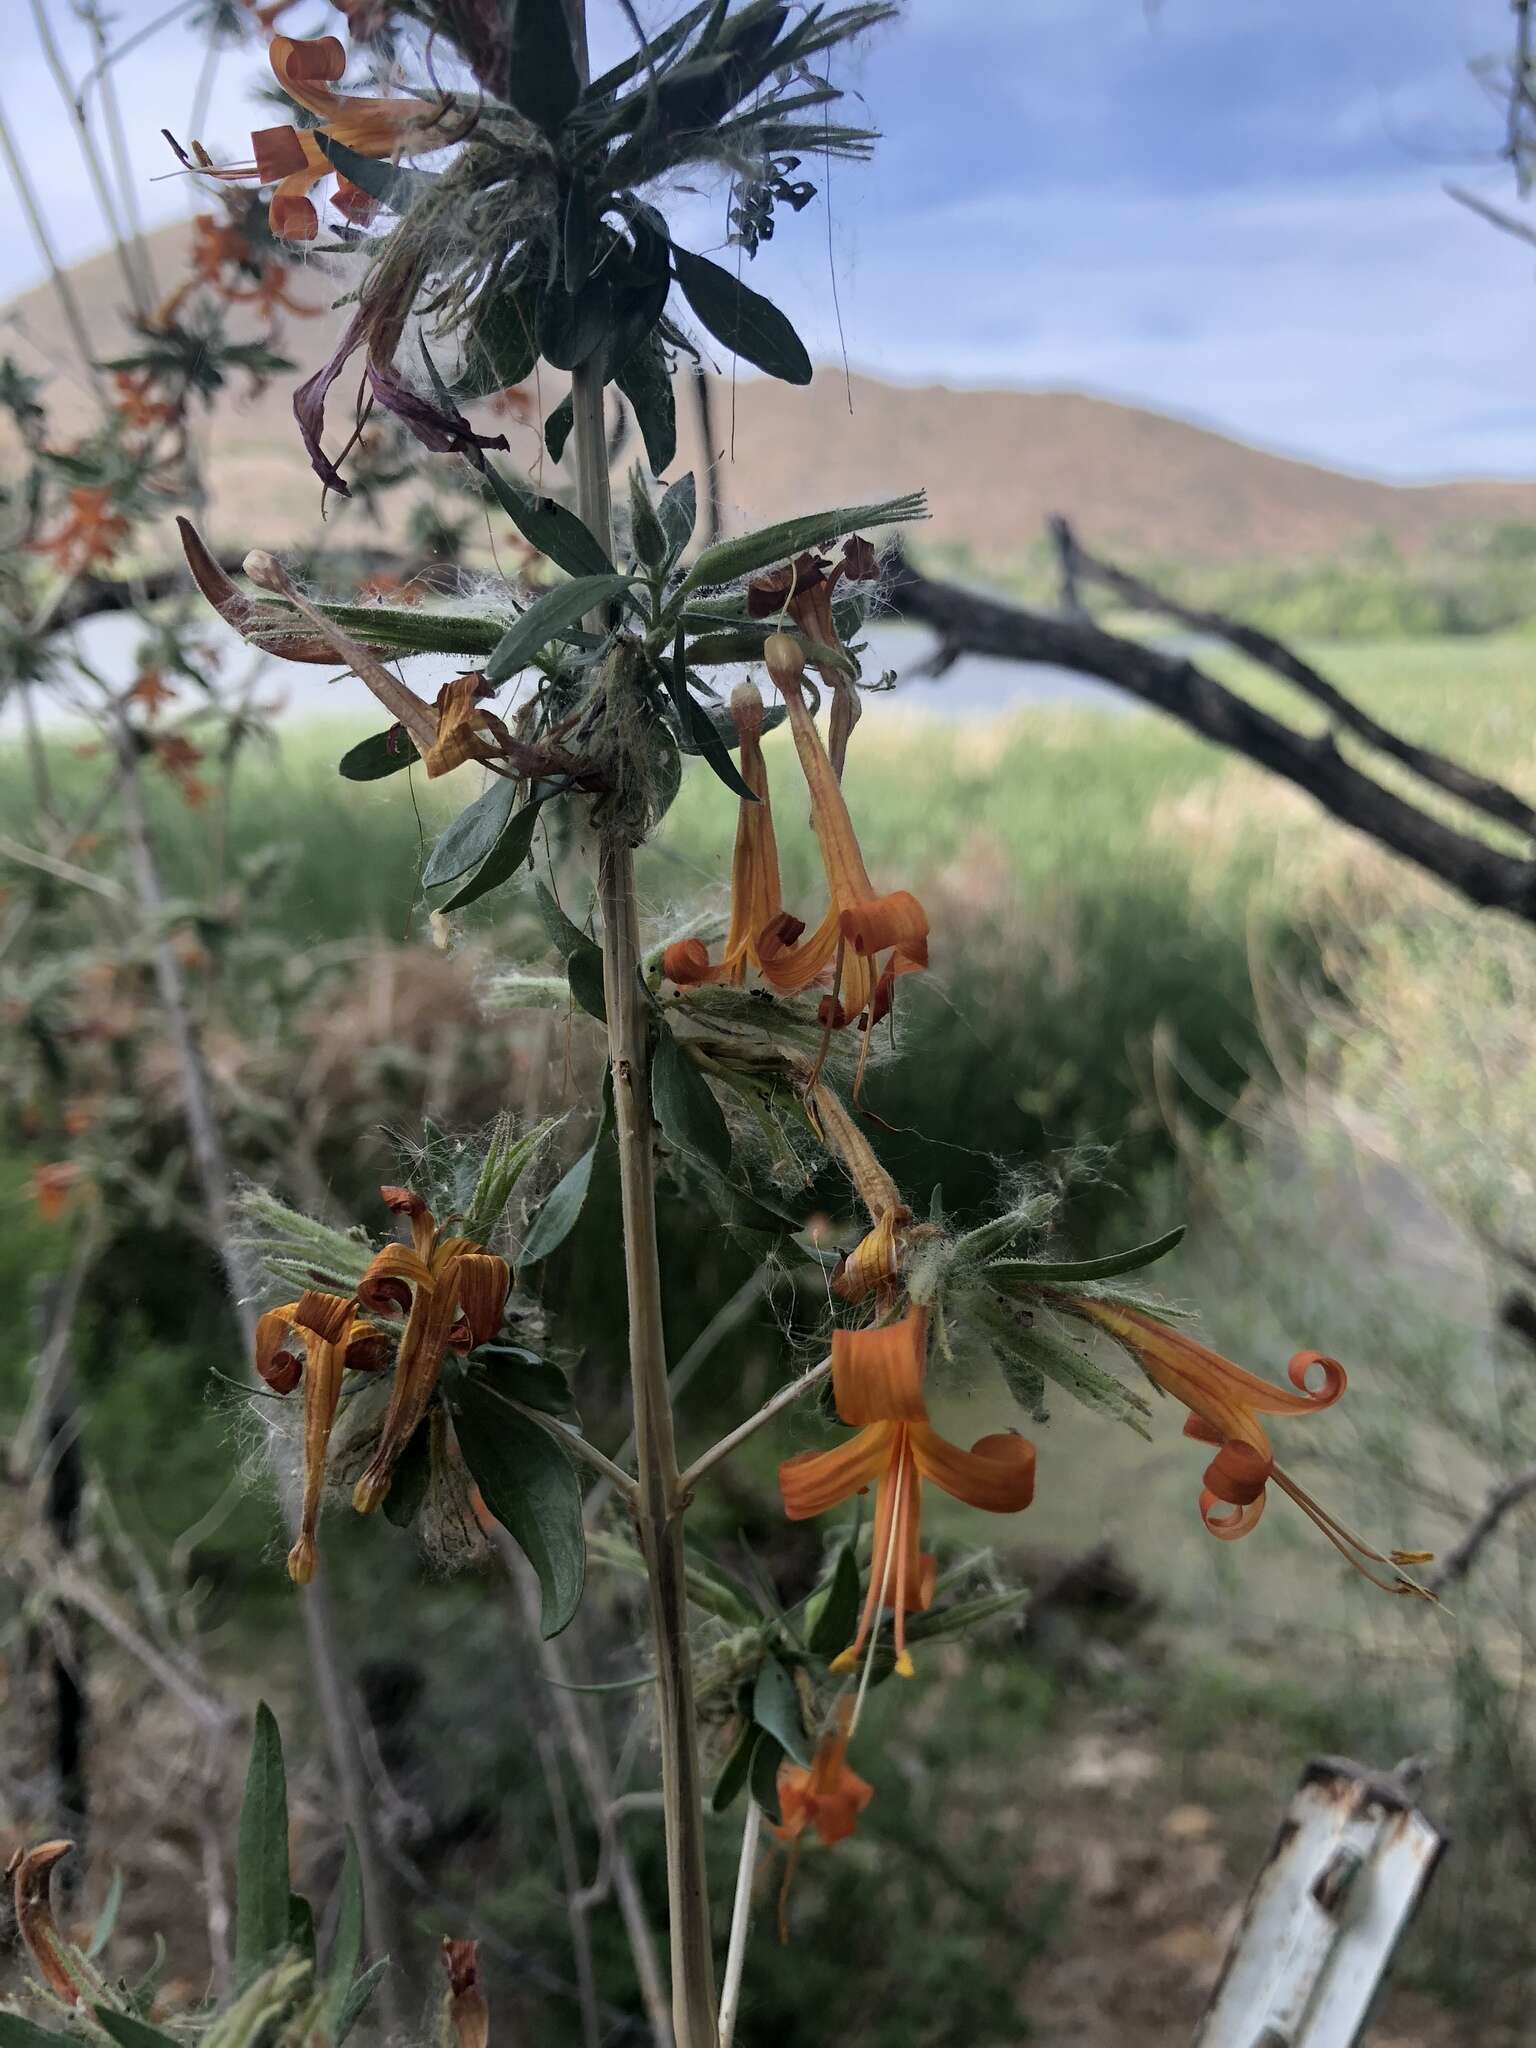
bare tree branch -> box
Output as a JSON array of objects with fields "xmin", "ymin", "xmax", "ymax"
[
  {"xmin": 1426, "ymin": 1465, "xmax": 1536, "ymax": 1594},
  {"xmin": 1048, "ymin": 515, "xmax": 1536, "ymax": 837},
  {"xmin": 883, "ymin": 543, "xmax": 1536, "ymax": 925}
]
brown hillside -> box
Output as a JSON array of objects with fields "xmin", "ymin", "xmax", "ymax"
[{"xmin": 9, "ymin": 220, "xmax": 1536, "ymax": 566}]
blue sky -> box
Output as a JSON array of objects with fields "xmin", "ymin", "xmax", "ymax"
[{"xmin": 3, "ymin": 0, "xmax": 1533, "ymax": 478}]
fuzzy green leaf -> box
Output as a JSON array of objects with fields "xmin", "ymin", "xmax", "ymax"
[
  {"xmin": 534, "ymin": 881, "xmax": 607, "ymax": 1018},
  {"xmin": 0, "ymin": 2021, "xmax": 69, "ymax": 2048},
  {"xmin": 1005, "ymin": 1322, "xmax": 1152, "ymax": 1439},
  {"xmin": 485, "ymin": 575, "xmax": 633, "ymax": 683},
  {"xmin": 421, "ymin": 777, "xmax": 518, "ymax": 889},
  {"xmin": 711, "ymin": 1717, "xmax": 759, "ymax": 1814},
  {"xmin": 91, "ymin": 2013, "xmax": 179, "ymax": 2048},
  {"xmin": 382, "ymin": 1420, "xmax": 432, "ymax": 1529},
  {"xmin": 658, "ymin": 472, "xmax": 697, "ymax": 561},
  {"xmin": 338, "ymin": 728, "xmax": 415, "ymax": 781},
  {"xmin": 652, "ymin": 1029, "xmax": 731, "ymax": 1174},
  {"xmin": 481, "ymin": 461, "xmax": 613, "ymax": 578},
  {"xmin": 749, "ymin": 1730, "xmax": 785, "ymax": 1824},
  {"xmin": 616, "ymin": 331, "xmax": 677, "ymax": 475},
  {"xmin": 287, "ymin": 1893, "xmax": 316, "ymax": 1969},
  {"xmin": 506, "ymin": 0, "xmax": 581, "ymax": 134},
  {"xmin": 684, "ymin": 490, "xmax": 927, "ymax": 592},
  {"xmin": 545, "ymin": 394, "xmax": 574, "ymax": 463},
  {"xmin": 520, "ymin": 1120, "xmax": 606, "ymax": 1265},
  {"xmin": 671, "ymin": 246, "xmax": 811, "ymax": 384},
  {"xmin": 312, "ymin": 133, "xmax": 437, "ymax": 211},
  {"xmin": 472, "ymin": 1346, "xmax": 579, "ymax": 1424},
  {"xmin": 988, "ymin": 1225, "xmax": 1188, "ymax": 1288},
  {"xmin": 806, "ymin": 1543, "xmax": 861, "ymax": 1656},
  {"xmin": 752, "ymin": 1658, "xmax": 811, "ymax": 1766},
  {"xmin": 320, "ymin": 1833, "xmax": 364, "ymax": 2046},
  {"xmin": 235, "ymin": 1703, "xmax": 290, "ymax": 1981},
  {"xmin": 451, "ymin": 1378, "xmax": 585, "ymax": 1636},
  {"xmin": 338, "ymin": 1959, "xmax": 388, "ymax": 2044},
  {"xmin": 435, "ymin": 797, "xmax": 544, "ymax": 912},
  {"xmin": 454, "ymin": 284, "xmax": 538, "ymax": 399}
]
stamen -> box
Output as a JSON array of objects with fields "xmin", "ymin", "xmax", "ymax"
[
  {"xmin": 850, "ymin": 1433, "xmax": 908, "ymax": 1735},
  {"xmin": 1270, "ymin": 1466, "xmax": 1436, "ymax": 1600},
  {"xmin": 892, "ymin": 1436, "xmax": 915, "ymax": 1678}
]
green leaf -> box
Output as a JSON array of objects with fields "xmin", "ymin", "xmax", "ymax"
[
  {"xmin": 485, "ymin": 575, "xmax": 633, "ymax": 684},
  {"xmin": 752, "ymin": 1658, "xmax": 810, "ymax": 1766},
  {"xmin": 337, "ymin": 1959, "xmax": 387, "ymax": 2044},
  {"xmin": 662, "ymin": 634, "xmax": 758, "ymax": 802},
  {"xmin": 473, "ymin": 1345, "xmax": 579, "ymax": 1423},
  {"xmin": 988, "ymin": 1225, "xmax": 1187, "ymax": 1288},
  {"xmin": 86, "ymin": 1868, "xmax": 124, "ymax": 1959},
  {"xmin": 436, "ymin": 797, "xmax": 544, "ymax": 912},
  {"xmin": 312, "ymin": 133, "xmax": 437, "ymax": 212},
  {"xmin": 1004, "ymin": 1322, "xmax": 1153, "ymax": 1439},
  {"xmin": 506, "ymin": 0, "xmax": 580, "ymax": 134},
  {"xmin": 91, "ymin": 2013, "xmax": 179, "ymax": 2048},
  {"xmin": 382, "ymin": 1419, "xmax": 432, "ymax": 1528},
  {"xmin": 481, "ymin": 461, "xmax": 613, "ymax": 578},
  {"xmin": 534, "ymin": 880, "xmax": 607, "ymax": 1017},
  {"xmin": 320, "ymin": 1833, "xmax": 364, "ymax": 2047},
  {"xmin": 421, "ymin": 777, "xmax": 518, "ymax": 890},
  {"xmin": 807, "ymin": 1543, "xmax": 861, "ymax": 1657},
  {"xmin": 658, "ymin": 472, "xmax": 697, "ymax": 561},
  {"xmin": 685, "ymin": 490, "xmax": 928, "ymax": 592},
  {"xmin": 339, "ymin": 728, "xmax": 415, "ymax": 782},
  {"xmin": 537, "ymin": 277, "xmax": 612, "ymax": 372},
  {"xmin": 451, "ymin": 1378, "xmax": 585, "ymax": 1635},
  {"xmin": 287, "ymin": 1893, "xmax": 316, "ymax": 1968},
  {"xmin": 454, "ymin": 283, "xmax": 538, "ymax": 399},
  {"xmin": 671, "ymin": 247, "xmax": 811, "ymax": 384},
  {"xmin": 583, "ymin": 0, "xmax": 715, "ymax": 96},
  {"xmin": 906, "ymin": 1586, "xmax": 1030, "ymax": 1644},
  {"xmin": 616, "ymin": 331, "xmax": 676, "ymax": 476},
  {"xmin": 545, "ymin": 394, "xmax": 574, "ymax": 463},
  {"xmin": 520, "ymin": 1121, "xmax": 606, "ymax": 1265},
  {"xmin": 749, "ymin": 1730, "xmax": 785, "ymax": 1824},
  {"xmin": 311, "ymin": 600, "xmax": 505, "ymax": 659},
  {"xmin": 711, "ymin": 1717, "xmax": 759, "ymax": 1813},
  {"xmin": 652, "ymin": 1028, "xmax": 731, "ymax": 1174},
  {"xmin": 235, "ymin": 1703, "xmax": 290, "ymax": 1982},
  {"xmin": 0, "ymin": 2019, "xmax": 69, "ymax": 2048}
]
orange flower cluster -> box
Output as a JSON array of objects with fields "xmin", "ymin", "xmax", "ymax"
[
  {"xmin": 190, "ymin": 34, "xmax": 464, "ymax": 242},
  {"xmin": 28, "ymin": 486, "xmax": 130, "ymax": 575},
  {"xmin": 663, "ymin": 622, "xmax": 928, "ymax": 1038},
  {"xmin": 256, "ymin": 1186, "xmax": 509, "ymax": 1582}
]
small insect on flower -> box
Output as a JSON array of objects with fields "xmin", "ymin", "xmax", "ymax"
[
  {"xmin": 758, "ymin": 634, "xmax": 929, "ymax": 1043},
  {"xmin": 779, "ymin": 1305, "xmax": 1036, "ymax": 1679},
  {"xmin": 1065, "ymin": 1299, "xmax": 1435, "ymax": 1597}
]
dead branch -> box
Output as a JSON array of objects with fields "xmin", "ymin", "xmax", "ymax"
[
  {"xmin": 883, "ymin": 542, "xmax": 1536, "ymax": 924},
  {"xmin": 1048, "ymin": 515, "xmax": 1536, "ymax": 837},
  {"xmin": 1426, "ymin": 1464, "xmax": 1536, "ymax": 1594}
]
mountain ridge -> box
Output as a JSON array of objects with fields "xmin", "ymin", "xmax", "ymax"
[{"xmin": 7, "ymin": 220, "xmax": 1536, "ymax": 567}]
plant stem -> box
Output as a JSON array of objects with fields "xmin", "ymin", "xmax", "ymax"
[
  {"xmin": 563, "ymin": 4, "xmax": 715, "ymax": 2027},
  {"xmin": 676, "ymin": 1357, "xmax": 833, "ymax": 1502},
  {"xmin": 716, "ymin": 1801, "xmax": 762, "ymax": 2048},
  {"xmin": 597, "ymin": 832, "xmax": 719, "ymax": 2048}
]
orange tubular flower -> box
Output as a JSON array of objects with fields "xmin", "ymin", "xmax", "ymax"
[
  {"xmin": 748, "ymin": 538, "xmax": 879, "ymax": 780},
  {"xmin": 779, "ymin": 1306, "xmax": 1036, "ymax": 1676},
  {"xmin": 662, "ymin": 681, "xmax": 797, "ymax": 989},
  {"xmin": 759, "ymin": 634, "xmax": 928, "ymax": 1031},
  {"xmin": 29, "ymin": 487, "xmax": 130, "ymax": 575},
  {"xmin": 256, "ymin": 1288, "xmax": 390, "ymax": 1583},
  {"xmin": 810, "ymin": 1083, "xmax": 910, "ymax": 1304},
  {"xmin": 351, "ymin": 1186, "xmax": 509, "ymax": 1515},
  {"xmin": 1069, "ymin": 1300, "xmax": 1432, "ymax": 1596},
  {"xmin": 773, "ymin": 1698, "xmax": 873, "ymax": 1849},
  {"xmin": 422, "ymin": 673, "xmax": 513, "ymax": 779},
  {"xmin": 188, "ymin": 36, "xmax": 461, "ymax": 242}
]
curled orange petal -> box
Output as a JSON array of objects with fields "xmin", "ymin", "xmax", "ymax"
[
  {"xmin": 910, "ymin": 1425, "xmax": 1037, "ymax": 1513},
  {"xmin": 778, "ymin": 1423, "xmax": 894, "ymax": 1519}
]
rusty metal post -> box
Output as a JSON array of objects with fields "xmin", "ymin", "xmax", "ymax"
[{"xmin": 1195, "ymin": 1758, "xmax": 1444, "ymax": 2048}]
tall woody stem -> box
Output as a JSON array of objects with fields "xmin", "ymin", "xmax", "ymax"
[{"xmin": 562, "ymin": 8, "xmax": 715, "ymax": 2040}]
